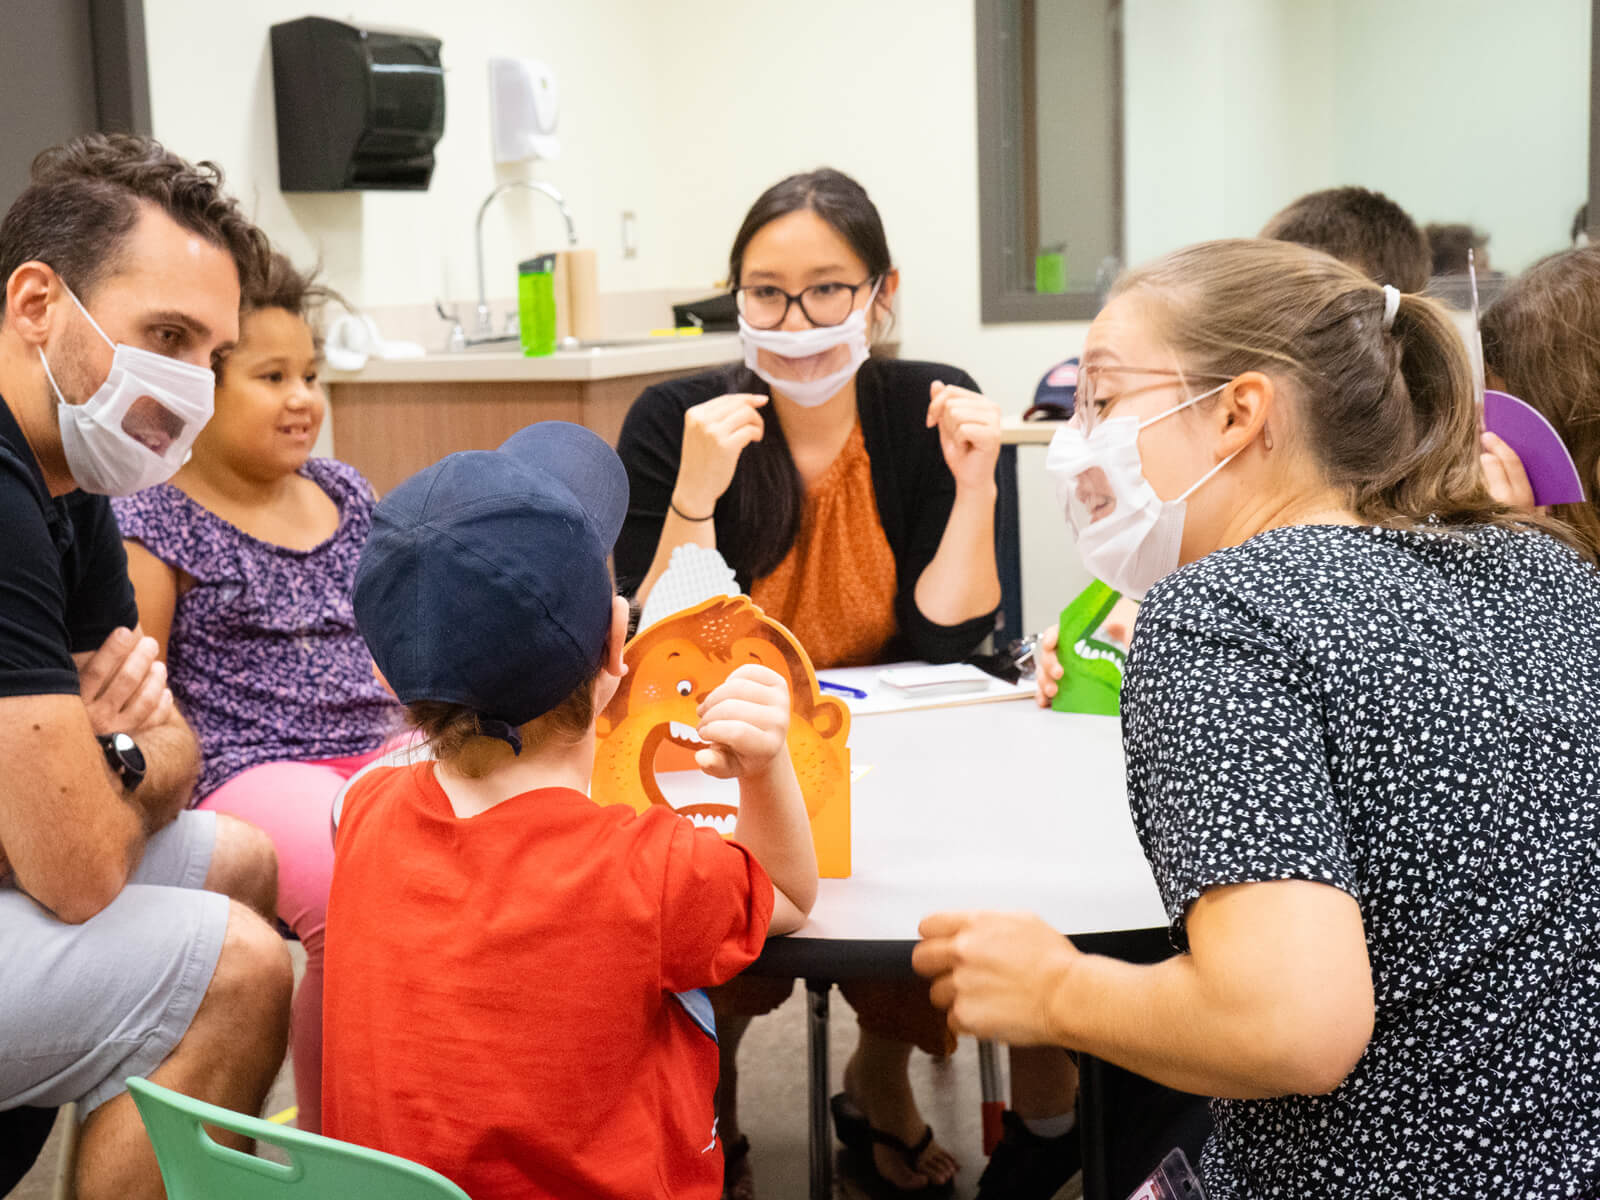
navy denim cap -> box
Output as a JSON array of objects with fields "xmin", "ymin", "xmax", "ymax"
[
  {"xmin": 353, "ymin": 421, "xmax": 628, "ymax": 728},
  {"xmin": 1024, "ymin": 356, "xmax": 1078, "ymax": 420}
]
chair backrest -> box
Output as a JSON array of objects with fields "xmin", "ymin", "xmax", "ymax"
[{"xmin": 126, "ymin": 1078, "xmax": 471, "ymax": 1200}]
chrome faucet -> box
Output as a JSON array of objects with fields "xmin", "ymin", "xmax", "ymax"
[{"xmin": 474, "ymin": 181, "xmax": 578, "ymax": 337}]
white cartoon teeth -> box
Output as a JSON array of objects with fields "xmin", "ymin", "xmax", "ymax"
[
  {"xmin": 670, "ymin": 721, "xmax": 708, "ymax": 746},
  {"xmin": 686, "ymin": 811, "xmax": 736, "ymax": 835}
]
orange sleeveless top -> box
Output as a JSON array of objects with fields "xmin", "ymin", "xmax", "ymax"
[{"xmin": 750, "ymin": 423, "xmax": 898, "ymax": 669}]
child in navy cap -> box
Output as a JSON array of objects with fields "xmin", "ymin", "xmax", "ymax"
[{"xmin": 321, "ymin": 421, "xmax": 818, "ymax": 1200}]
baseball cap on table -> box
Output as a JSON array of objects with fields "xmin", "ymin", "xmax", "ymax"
[
  {"xmin": 353, "ymin": 421, "xmax": 627, "ymax": 746},
  {"xmin": 1023, "ymin": 356, "xmax": 1079, "ymax": 421}
]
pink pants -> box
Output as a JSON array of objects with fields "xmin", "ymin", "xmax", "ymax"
[{"xmin": 198, "ymin": 740, "xmax": 399, "ymax": 1132}]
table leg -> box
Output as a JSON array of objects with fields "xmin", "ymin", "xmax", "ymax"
[
  {"xmin": 977, "ymin": 1039, "xmax": 1007, "ymax": 1155},
  {"xmin": 996, "ymin": 443, "xmax": 1024, "ymax": 643},
  {"xmin": 1078, "ymin": 1052, "xmax": 1109, "ymax": 1200},
  {"xmin": 806, "ymin": 978, "xmax": 831, "ymax": 1199}
]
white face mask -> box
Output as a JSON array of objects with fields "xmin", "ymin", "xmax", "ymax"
[
  {"xmin": 1044, "ymin": 382, "xmax": 1240, "ymax": 601},
  {"xmin": 40, "ymin": 282, "xmax": 216, "ymax": 496},
  {"xmin": 738, "ymin": 282, "xmax": 878, "ymax": 408}
]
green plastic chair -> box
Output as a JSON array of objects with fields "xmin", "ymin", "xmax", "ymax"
[{"xmin": 126, "ymin": 1077, "xmax": 471, "ymax": 1200}]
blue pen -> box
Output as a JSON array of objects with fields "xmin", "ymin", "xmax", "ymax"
[{"xmin": 818, "ymin": 678, "xmax": 869, "ymax": 700}]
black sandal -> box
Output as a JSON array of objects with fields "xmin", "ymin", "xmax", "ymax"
[
  {"xmin": 830, "ymin": 1091, "xmax": 871, "ymax": 1149},
  {"xmin": 830, "ymin": 1092, "xmax": 956, "ymax": 1196},
  {"xmin": 721, "ymin": 1133, "xmax": 754, "ymax": 1200}
]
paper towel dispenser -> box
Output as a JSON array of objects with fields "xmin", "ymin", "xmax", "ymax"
[{"xmin": 270, "ymin": 17, "xmax": 445, "ymax": 192}]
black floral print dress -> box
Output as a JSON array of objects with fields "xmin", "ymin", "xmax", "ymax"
[{"xmin": 1122, "ymin": 523, "xmax": 1600, "ymax": 1199}]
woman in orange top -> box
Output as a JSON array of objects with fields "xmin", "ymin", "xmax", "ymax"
[{"xmin": 616, "ymin": 168, "xmax": 1002, "ymax": 1197}]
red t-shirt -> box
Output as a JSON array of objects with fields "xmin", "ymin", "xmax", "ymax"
[{"xmin": 322, "ymin": 762, "xmax": 774, "ymax": 1200}]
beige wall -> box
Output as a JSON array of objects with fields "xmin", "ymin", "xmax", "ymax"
[
  {"xmin": 144, "ymin": 0, "xmax": 1096, "ymax": 633},
  {"xmin": 633, "ymin": 0, "xmax": 1097, "ymax": 630},
  {"xmin": 143, "ymin": 0, "xmax": 1589, "ymax": 636},
  {"xmin": 1122, "ymin": 0, "xmax": 1587, "ymax": 272},
  {"xmin": 144, "ymin": 0, "xmax": 684, "ymax": 313}
]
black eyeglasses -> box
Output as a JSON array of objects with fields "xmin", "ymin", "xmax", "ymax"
[{"xmin": 733, "ymin": 277, "xmax": 879, "ymax": 330}]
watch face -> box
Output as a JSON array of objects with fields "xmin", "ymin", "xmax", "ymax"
[{"xmin": 108, "ymin": 733, "xmax": 146, "ymax": 778}]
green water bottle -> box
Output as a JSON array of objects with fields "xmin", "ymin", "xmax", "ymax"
[
  {"xmin": 1035, "ymin": 243, "xmax": 1067, "ymax": 295},
  {"xmin": 1049, "ymin": 579, "xmax": 1126, "ymax": 716},
  {"xmin": 518, "ymin": 254, "xmax": 557, "ymax": 357}
]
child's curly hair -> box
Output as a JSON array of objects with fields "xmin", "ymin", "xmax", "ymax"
[{"xmin": 213, "ymin": 251, "xmax": 347, "ymax": 383}]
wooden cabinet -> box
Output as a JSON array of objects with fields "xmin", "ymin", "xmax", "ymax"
[{"xmin": 328, "ymin": 367, "xmax": 698, "ymax": 496}]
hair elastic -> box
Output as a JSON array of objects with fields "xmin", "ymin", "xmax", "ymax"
[
  {"xmin": 670, "ymin": 499, "xmax": 715, "ymax": 522},
  {"xmin": 1381, "ymin": 284, "xmax": 1401, "ymax": 332}
]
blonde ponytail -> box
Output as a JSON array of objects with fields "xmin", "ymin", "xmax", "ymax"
[{"xmin": 1114, "ymin": 239, "xmax": 1591, "ymax": 559}]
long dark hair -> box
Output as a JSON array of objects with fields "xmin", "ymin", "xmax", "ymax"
[{"xmin": 725, "ymin": 168, "xmax": 894, "ymax": 580}]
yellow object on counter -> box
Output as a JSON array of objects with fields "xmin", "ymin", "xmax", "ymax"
[{"xmin": 647, "ymin": 326, "xmax": 704, "ymax": 337}]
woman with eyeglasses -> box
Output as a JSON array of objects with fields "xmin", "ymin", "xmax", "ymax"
[
  {"xmin": 914, "ymin": 239, "xmax": 1600, "ymax": 1198},
  {"xmin": 615, "ymin": 168, "xmax": 1002, "ymax": 1198}
]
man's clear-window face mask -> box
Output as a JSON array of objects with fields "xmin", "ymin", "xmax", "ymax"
[{"xmin": 41, "ymin": 277, "xmax": 216, "ymax": 496}]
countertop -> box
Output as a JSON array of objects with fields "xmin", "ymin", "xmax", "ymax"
[
  {"xmin": 323, "ymin": 333, "xmax": 741, "ymax": 385},
  {"xmin": 324, "ymin": 335, "xmax": 1070, "ymax": 449},
  {"xmin": 1000, "ymin": 416, "xmax": 1064, "ymax": 444}
]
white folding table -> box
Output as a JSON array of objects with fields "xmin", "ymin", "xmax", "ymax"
[
  {"xmin": 330, "ymin": 696, "xmax": 1172, "ymax": 1198},
  {"xmin": 748, "ymin": 698, "xmax": 1169, "ymax": 1200}
]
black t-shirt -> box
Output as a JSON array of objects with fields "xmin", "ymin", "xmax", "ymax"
[
  {"xmin": 614, "ymin": 358, "xmax": 996, "ymax": 664},
  {"xmin": 0, "ymin": 396, "xmax": 137, "ymax": 699},
  {"xmin": 1123, "ymin": 523, "xmax": 1600, "ymax": 1198}
]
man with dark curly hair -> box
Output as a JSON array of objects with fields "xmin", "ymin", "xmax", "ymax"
[{"xmin": 0, "ymin": 134, "xmax": 289, "ymax": 1200}]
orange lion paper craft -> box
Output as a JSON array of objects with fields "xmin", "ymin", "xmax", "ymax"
[{"xmin": 593, "ymin": 595, "xmax": 852, "ymax": 877}]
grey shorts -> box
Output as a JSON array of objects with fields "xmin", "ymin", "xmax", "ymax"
[{"xmin": 0, "ymin": 810, "xmax": 228, "ymax": 1115}]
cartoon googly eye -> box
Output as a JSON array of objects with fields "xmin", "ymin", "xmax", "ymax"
[{"xmin": 676, "ymin": 679, "xmax": 693, "ymax": 697}]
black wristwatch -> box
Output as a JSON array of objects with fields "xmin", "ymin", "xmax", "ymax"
[{"xmin": 98, "ymin": 732, "xmax": 146, "ymax": 793}]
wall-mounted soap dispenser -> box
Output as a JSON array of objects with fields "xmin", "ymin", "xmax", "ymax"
[
  {"xmin": 489, "ymin": 57, "xmax": 559, "ymax": 162},
  {"xmin": 270, "ymin": 17, "xmax": 446, "ymax": 192}
]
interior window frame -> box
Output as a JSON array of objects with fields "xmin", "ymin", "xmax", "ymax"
[{"xmin": 975, "ymin": 0, "xmax": 1124, "ymax": 324}]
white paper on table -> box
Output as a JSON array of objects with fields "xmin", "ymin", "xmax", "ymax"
[
  {"xmin": 817, "ymin": 660, "xmax": 1035, "ymax": 716},
  {"xmin": 636, "ymin": 544, "xmax": 740, "ymax": 633}
]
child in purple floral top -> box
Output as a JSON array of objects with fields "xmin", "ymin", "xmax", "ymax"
[{"xmin": 113, "ymin": 254, "xmax": 400, "ymax": 1133}]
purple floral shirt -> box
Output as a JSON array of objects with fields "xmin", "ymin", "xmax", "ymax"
[{"xmin": 113, "ymin": 458, "xmax": 400, "ymax": 800}]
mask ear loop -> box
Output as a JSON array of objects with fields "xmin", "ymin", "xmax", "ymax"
[
  {"xmin": 37, "ymin": 348, "xmax": 68, "ymax": 405},
  {"xmin": 56, "ymin": 278, "xmax": 116, "ymax": 351},
  {"xmin": 1151, "ymin": 376, "xmax": 1255, "ymax": 502},
  {"xmin": 39, "ymin": 276, "xmax": 118, "ymax": 404},
  {"xmin": 1176, "ymin": 439, "xmax": 1247, "ymax": 503},
  {"xmin": 861, "ymin": 276, "xmax": 885, "ymax": 342}
]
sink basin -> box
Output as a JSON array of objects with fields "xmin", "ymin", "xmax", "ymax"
[
  {"xmin": 442, "ymin": 331, "xmax": 724, "ymax": 355},
  {"xmin": 447, "ymin": 335, "xmax": 679, "ymax": 354},
  {"xmin": 557, "ymin": 336, "xmax": 678, "ymax": 351}
]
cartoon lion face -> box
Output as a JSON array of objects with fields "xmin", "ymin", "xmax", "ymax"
[{"xmin": 593, "ymin": 596, "xmax": 852, "ymax": 876}]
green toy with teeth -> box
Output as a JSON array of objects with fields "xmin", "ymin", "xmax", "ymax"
[{"xmin": 1050, "ymin": 580, "xmax": 1126, "ymax": 717}]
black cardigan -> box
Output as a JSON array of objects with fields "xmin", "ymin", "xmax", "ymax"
[{"xmin": 613, "ymin": 358, "xmax": 997, "ymax": 664}]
